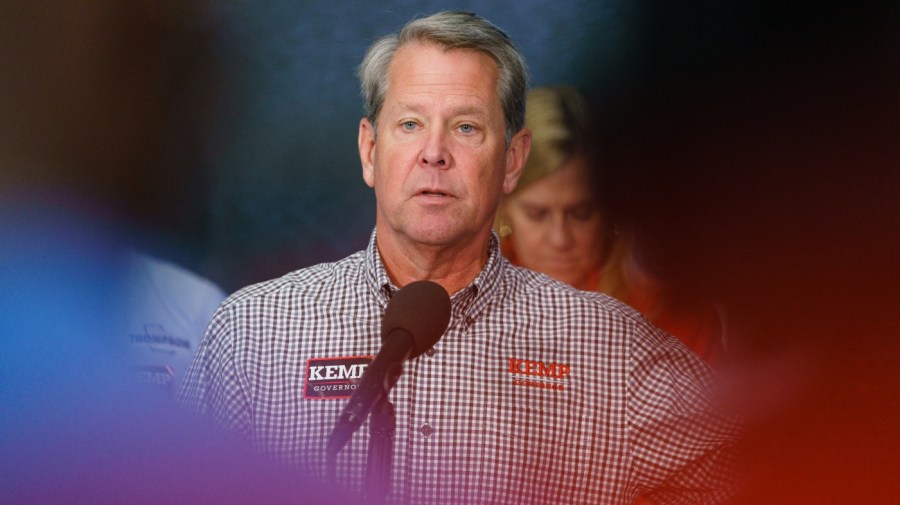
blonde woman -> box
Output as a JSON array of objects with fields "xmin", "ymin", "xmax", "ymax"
[{"xmin": 497, "ymin": 85, "xmax": 723, "ymax": 364}]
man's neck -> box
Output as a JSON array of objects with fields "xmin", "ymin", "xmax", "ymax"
[{"xmin": 376, "ymin": 232, "xmax": 491, "ymax": 296}]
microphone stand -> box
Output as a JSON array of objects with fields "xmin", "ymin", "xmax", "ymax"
[
  {"xmin": 365, "ymin": 395, "xmax": 396, "ymax": 505},
  {"xmin": 325, "ymin": 362, "xmax": 403, "ymax": 501}
]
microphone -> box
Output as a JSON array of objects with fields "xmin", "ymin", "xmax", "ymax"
[{"xmin": 326, "ymin": 280, "xmax": 451, "ymax": 459}]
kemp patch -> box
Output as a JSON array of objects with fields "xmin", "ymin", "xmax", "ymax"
[
  {"xmin": 507, "ymin": 357, "xmax": 571, "ymax": 391},
  {"xmin": 303, "ymin": 355, "xmax": 374, "ymax": 399}
]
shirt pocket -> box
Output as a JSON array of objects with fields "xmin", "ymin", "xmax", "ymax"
[{"xmin": 479, "ymin": 391, "xmax": 604, "ymax": 502}]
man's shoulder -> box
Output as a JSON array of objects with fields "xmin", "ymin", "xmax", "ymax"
[
  {"xmin": 502, "ymin": 263, "xmax": 644, "ymax": 321},
  {"xmin": 222, "ymin": 250, "xmax": 367, "ymax": 310}
]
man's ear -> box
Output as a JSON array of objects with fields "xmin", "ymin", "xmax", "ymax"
[
  {"xmin": 502, "ymin": 127, "xmax": 531, "ymax": 194},
  {"xmin": 359, "ymin": 117, "xmax": 376, "ymax": 188}
]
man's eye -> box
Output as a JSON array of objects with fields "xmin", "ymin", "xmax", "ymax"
[
  {"xmin": 458, "ymin": 124, "xmax": 475, "ymax": 134},
  {"xmin": 402, "ymin": 121, "xmax": 417, "ymax": 130}
]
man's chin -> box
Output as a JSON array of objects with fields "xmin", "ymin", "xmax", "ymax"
[
  {"xmin": 401, "ymin": 225, "xmax": 476, "ymax": 249},
  {"xmin": 406, "ymin": 230, "xmax": 458, "ymax": 247}
]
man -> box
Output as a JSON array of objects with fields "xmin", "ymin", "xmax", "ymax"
[{"xmin": 178, "ymin": 11, "xmax": 735, "ymax": 504}]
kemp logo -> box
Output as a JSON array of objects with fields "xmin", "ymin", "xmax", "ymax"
[
  {"xmin": 303, "ymin": 355, "xmax": 373, "ymax": 399},
  {"xmin": 507, "ymin": 357, "xmax": 571, "ymax": 391}
]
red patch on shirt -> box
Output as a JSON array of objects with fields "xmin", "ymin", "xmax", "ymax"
[
  {"xmin": 507, "ymin": 357, "xmax": 571, "ymax": 391},
  {"xmin": 303, "ymin": 355, "xmax": 374, "ymax": 399}
]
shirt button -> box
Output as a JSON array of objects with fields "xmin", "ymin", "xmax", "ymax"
[
  {"xmin": 420, "ymin": 423, "xmax": 434, "ymax": 437},
  {"xmin": 425, "ymin": 347, "xmax": 436, "ymax": 357}
]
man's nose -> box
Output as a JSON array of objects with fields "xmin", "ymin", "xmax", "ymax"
[{"xmin": 419, "ymin": 128, "xmax": 449, "ymax": 168}]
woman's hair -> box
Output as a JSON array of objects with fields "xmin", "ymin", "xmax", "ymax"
[
  {"xmin": 357, "ymin": 10, "xmax": 528, "ymax": 145},
  {"xmin": 514, "ymin": 85, "xmax": 593, "ymax": 191}
]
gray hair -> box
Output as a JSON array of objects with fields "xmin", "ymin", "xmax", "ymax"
[{"xmin": 358, "ymin": 11, "xmax": 528, "ymax": 145}]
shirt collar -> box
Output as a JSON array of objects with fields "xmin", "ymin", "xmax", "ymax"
[
  {"xmin": 363, "ymin": 228, "xmax": 393, "ymax": 310},
  {"xmin": 363, "ymin": 228, "xmax": 507, "ymax": 323}
]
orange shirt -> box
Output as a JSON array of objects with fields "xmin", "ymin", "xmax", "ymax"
[{"xmin": 501, "ymin": 235, "xmax": 723, "ymax": 366}]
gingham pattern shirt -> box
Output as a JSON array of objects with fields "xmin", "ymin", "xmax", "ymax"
[{"xmin": 178, "ymin": 230, "xmax": 736, "ymax": 504}]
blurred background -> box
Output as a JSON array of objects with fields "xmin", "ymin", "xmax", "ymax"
[{"xmin": 599, "ymin": 1, "xmax": 899, "ymax": 503}]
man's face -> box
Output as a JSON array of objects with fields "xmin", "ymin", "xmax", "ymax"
[{"xmin": 359, "ymin": 42, "xmax": 529, "ymax": 250}]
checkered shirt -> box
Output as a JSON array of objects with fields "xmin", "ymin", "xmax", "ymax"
[{"xmin": 177, "ymin": 230, "xmax": 736, "ymax": 504}]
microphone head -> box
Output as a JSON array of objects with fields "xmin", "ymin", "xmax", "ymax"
[{"xmin": 382, "ymin": 280, "xmax": 451, "ymax": 358}]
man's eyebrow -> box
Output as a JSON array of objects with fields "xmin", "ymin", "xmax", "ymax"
[
  {"xmin": 389, "ymin": 102, "xmax": 486, "ymax": 117},
  {"xmin": 450, "ymin": 106, "xmax": 486, "ymax": 117},
  {"xmin": 392, "ymin": 101, "xmax": 423, "ymax": 113}
]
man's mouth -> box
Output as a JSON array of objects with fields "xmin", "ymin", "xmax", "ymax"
[{"xmin": 419, "ymin": 189, "xmax": 449, "ymax": 197}]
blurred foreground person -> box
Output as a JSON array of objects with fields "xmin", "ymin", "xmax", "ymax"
[
  {"xmin": 598, "ymin": 1, "xmax": 900, "ymax": 503},
  {"xmin": 496, "ymin": 85, "xmax": 723, "ymax": 363},
  {"xmin": 0, "ymin": 2, "xmax": 338, "ymax": 503}
]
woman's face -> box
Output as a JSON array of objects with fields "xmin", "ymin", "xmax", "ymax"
[{"xmin": 501, "ymin": 154, "xmax": 608, "ymax": 290}]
